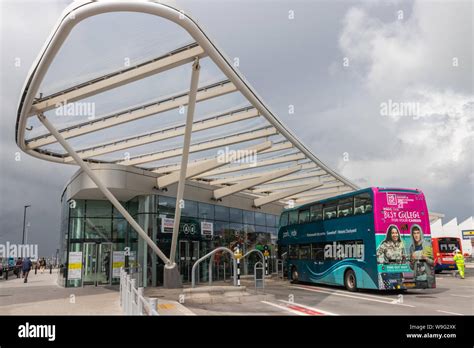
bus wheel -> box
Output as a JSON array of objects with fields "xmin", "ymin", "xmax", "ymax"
[
  {"xmin": 344, "ymin": 269, "xmax": 357, "ymax": 292},
  {"xmin": 291, "ymin": 266, "xmax": 299, "ymax": 284}
]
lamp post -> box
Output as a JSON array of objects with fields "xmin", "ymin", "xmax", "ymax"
[{"xmin": 22, "ymin": 205, "xmax": 31, "ymax": 244}]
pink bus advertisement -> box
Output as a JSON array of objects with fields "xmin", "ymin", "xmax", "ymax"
[{"xmin": 373, "ymin": 188, "xmax": 436, "ymax": 289}]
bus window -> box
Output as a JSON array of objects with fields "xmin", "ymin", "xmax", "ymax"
[
  {"xmin": 323, "ymin": 201, "xmax": 337, "ymax": 220},
  {"xmin": 279, "ymin": 212, "xmax": 289, "ymax": 227},
  {"xmin": 338, "ymin": 197, "xmax": 354, "ymax": 217},
  {"xmin": 289, "ymin": 210, "xmax": 298, "ymax": 225},
  {"xmin": 310, "ymin": 204, "xmax": 323, "ymax": 222},
  {"xmin": 438, "ymin": 238, "xmax": 459, "ymax": 252},
  {"xmin": 311, "ymin": 243, "xmax": 324, "ymax": 261},
  {"xmin": 289, "ymin": 244, "xmax": 299, "ymax": 259},
  {"xmin": 298, "ymin": 209, "xmax": 310, "ymax": 224},
  {"xmin": 299, "ymin": 244, "xmax": 311, "ymax": 260},
  {"xmin": 354, "ymin": 193, "xmax": 372, "ymax": 215}
]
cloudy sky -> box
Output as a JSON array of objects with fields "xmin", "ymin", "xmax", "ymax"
[{"xmin": 1, "ymin": 0, "xmax": 472, "ymax": 257}]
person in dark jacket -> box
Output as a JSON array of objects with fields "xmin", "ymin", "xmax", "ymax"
[
  {"xmin": 22, "ymin": 257, "xmax": 32, "ymax": 283},
  {"xmin": 14, "ymin": 258, "xmax": 22, "ymax": 278}
]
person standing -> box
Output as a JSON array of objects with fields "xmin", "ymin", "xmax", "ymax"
[
  {"xmin": 22, "ymin": 257, "xmax": 32, "ymax": 283},
  {"xmin": 453, "ymin": 249, "xmax": 465, "ymax": 279}
]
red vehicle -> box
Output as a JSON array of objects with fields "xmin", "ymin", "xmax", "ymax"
[{"xmin": 432, "ymin": 237, "xmax": 462, "ymax": 273}]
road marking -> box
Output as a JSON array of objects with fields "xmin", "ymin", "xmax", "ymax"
[
  {"xmin": 450, "ymin": 294, "xmax": 472, "ymax": 298},
  {"xmin": 291, "ymin": 285, "xmax": 415, "ymax": 307},
  {"xmin": 436, "ymin": 310, "xmax": 464, "ymax": 316},
  {"xmin": 260, "ymin": 301, "xmax": 306, "ymax": 315},
  {"xmin": 278, "ymin": 300, "xmax": 338, "ymax": 316}
]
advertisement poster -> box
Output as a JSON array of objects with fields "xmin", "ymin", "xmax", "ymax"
[
  {"xmin": 112, "ymin": 251, "xmax": 125, "ymax": 278},
  {"xmin": 68, "ymin": 251, "xmax": 82, "ymax": 280},
  {"xmin": 374, "ymin": 190, "xmax": 435, "ymax": 289},
  {"xmin": 161, "ymin": 217, "xmax": 174, "ymax": 233},
  {"xmin": 201, "ymin": 221, "xmax": 213, "ymax": 237}
]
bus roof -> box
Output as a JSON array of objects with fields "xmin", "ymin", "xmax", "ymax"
[{"xmin": 283, "ymin": 187, "xmax": 422, "ymax": 212}]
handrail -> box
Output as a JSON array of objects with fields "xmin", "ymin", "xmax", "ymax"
[
  {"xmin": 241, "ymin": 249, "xmax": 265, "ymax": 275},
  {"xmin": 191, "ymin": 247, "xmax": 236, "ymax": 288}
]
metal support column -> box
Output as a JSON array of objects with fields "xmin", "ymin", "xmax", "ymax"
[
  {"xmin": 37, "ymin": 113, "xmax": 170, "ymax": 268},
  {"xmin": 166, "ymin": 57, "xmax": 201, "ymax": 288}
]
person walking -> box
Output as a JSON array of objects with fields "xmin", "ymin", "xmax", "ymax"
[
  {"xmin": 14, "ymin": 257, "xmax": 22, "ymax": 278},
  {"xmin": 453, "ymin": 249, "xmax": 465, "ymax": 279},
  {"xmin": 40, "ymin": 257, "xmax": 46, "ymax": 274},
  {"xmin": 22, "ymin": 257, "xmax": 32, "ymax": 283}
]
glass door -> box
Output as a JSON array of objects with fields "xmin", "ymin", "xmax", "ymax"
[
  {"xmin": 82, "ymin": 242, "xmax": 113, "ymax": 286},
  {"xmin": 83, "ymin": 243, "xmax": 98, "ymax": 286},
  {"xmin": 97, "ymin": 243, "xmax": 112, "ymax": 286},
  {"xmin": 178, "ymin": 240, "xmax": 189, "ymax": 283}
]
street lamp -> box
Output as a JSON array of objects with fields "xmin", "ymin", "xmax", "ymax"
[{"xmin": 22, "ymin": 205, "xmax": 31, "ymax": 244}]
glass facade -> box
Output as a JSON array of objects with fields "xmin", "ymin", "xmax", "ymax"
[{"xmin": 59, "ymin": 194, "xmax": 279, "ymax": 287}]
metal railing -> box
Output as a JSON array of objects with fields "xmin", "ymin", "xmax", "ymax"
[
  {"xmin": 192, "ymin": 247, "xmax": 237, "ymax": 288},
  {"xmin": 119, "ymin": 268, "xmax": 158, "ymax": 315}
]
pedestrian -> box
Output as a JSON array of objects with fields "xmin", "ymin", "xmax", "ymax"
[
  {"xmin": 39, "ymin": 257, "xmax": 45, "ymax": 274},
  {"xmin": 453, "ymin": 249, "xmax": 465, "ymax": 279},
  {"xmin": 22, "ymin": 257, "xmax": 32, "ymax": 283},
  {"xmin": 14, "ymin": 257, "xmax": 22, "ymax": 278}
]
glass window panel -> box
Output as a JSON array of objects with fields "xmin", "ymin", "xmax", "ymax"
[
  {"xmin": 255, "ymin": 212, "xmax": 266, "ymax": 226},
  {"xmin": 310, "ymin": 204, "xmax": 323, "ymax": 222},
  {"xmin": 279, "ymin": 212, "xmax": 289, "ymax": 227},
  {"xmin": 337, "ymin": 197, "xmax": 354, "ymax": 218},
  {"xmin": 84, "ymin": 218, "xmax": 112, "ymax": 240},
  {"xmin": 113, "ymin": 219, "xmax": 128, "ymax": 240},
  {"xmin": 354, "ymin": 193, "xmax": 372, "ymax": 215},
  {"xmin": 243, "ymin": 210, "xmax": 255, "ymax": 225},
  {"xmin": 86, "ymin": 200, "xmax": 112, "ymax": 217},
  {"xmin": 215, "ymin": 205, "xmax": 229, "ymax": 221},
  {"xmin": 266, "ymin": 214, "xmax": 277, "ymax": 227},
  {"xmin": 312, "ymin": 243, "xmax": 325, "ymax": 261},
  {"xmin": 323, "ymin": 201, "xmax": 337, "ymax": 220},
  {"xmin": 299, "ymin": 244, "xmax": 311, "ymax": 260},
  {"xmin": 158, "ymin": 196, "xmax": 175, "ymax": 215},
  {"xmin": 198, "ymin": 202, "xmax": 214, "ymax": 220},
  {"xmin": 69, "ymin": 218, "xmax": 83, "ymax": 239},
  {"xmin": 289, "ymin": 244, "xmax": 298, "ymax": 259},
  {"xmin": 229, "ymin": 208, "xmax": 243, "ymax": 223},
  {"xmin": 69, "ymin": 200, "xmax": 85, "ymax": 218},
  {"xmin": 182, "ymin": 200, "xmax": 197, "ymax": 217},
  {"xmin": 298, "ymin": 209, "xmax": 310, "ymax": 224},
  {"xmin": 289, "ymin": 210, "xmax": 298, "ymax": 225}
]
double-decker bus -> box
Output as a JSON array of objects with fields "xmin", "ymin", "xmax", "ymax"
[
  {"xmin": 277, "ymin": 187, "xmax": 436, "ymax": 291},
  {"xmin": 432, "ymin": 237, "xmax": 462, "ymax": 273}
]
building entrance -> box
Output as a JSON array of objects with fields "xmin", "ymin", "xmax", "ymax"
[{"xmin": 83, "ymin": 242, "xmax": 112, "ymax": 286}]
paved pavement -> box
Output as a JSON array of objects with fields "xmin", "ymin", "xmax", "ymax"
[
  {"xmin": 1, "ymin": 265, "xmax": 472, "ymax": 316},
  {"xmin": 0, "ymin": 270, "xmax": 121, "ymax": 315}
]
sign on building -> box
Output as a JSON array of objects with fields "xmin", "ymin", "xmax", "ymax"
[
  {"xmin": 112, "ymin": 251, "xmax": 125, "ymax": 278},
  {"xmin": 462, "ymin": 230, "xmax": 474, "ymax": 240},
  {"xmin": 201, "ymin": 221, "xmax": 214, "ymax": 237},
  {"xmin": 161, "ymin": 217, "xmax": 174, "ymax": 233},
  {"xmin": 68, "ymin": 251, "xmax": 82, "ymax": 280}
]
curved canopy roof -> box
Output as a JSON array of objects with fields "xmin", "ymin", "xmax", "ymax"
[{"xmin": 16, "ymin": 0, "xmax": 358, "ymax": 208}]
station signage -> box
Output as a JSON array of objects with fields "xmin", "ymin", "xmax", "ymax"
[
  {"xmin": 112, "ymin": 251, "xmax": 125, "ymax": 278},
  {"xmin": 201, "ymin": 221, "xmax": 213, "ymax": 237},
  {"xmin": 68, "ymin": 251, "xmax": 82, "ymax": 280},
  {"xmin": 161, "ymin": 217, "xmax": 174, "ymax": 233}
]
